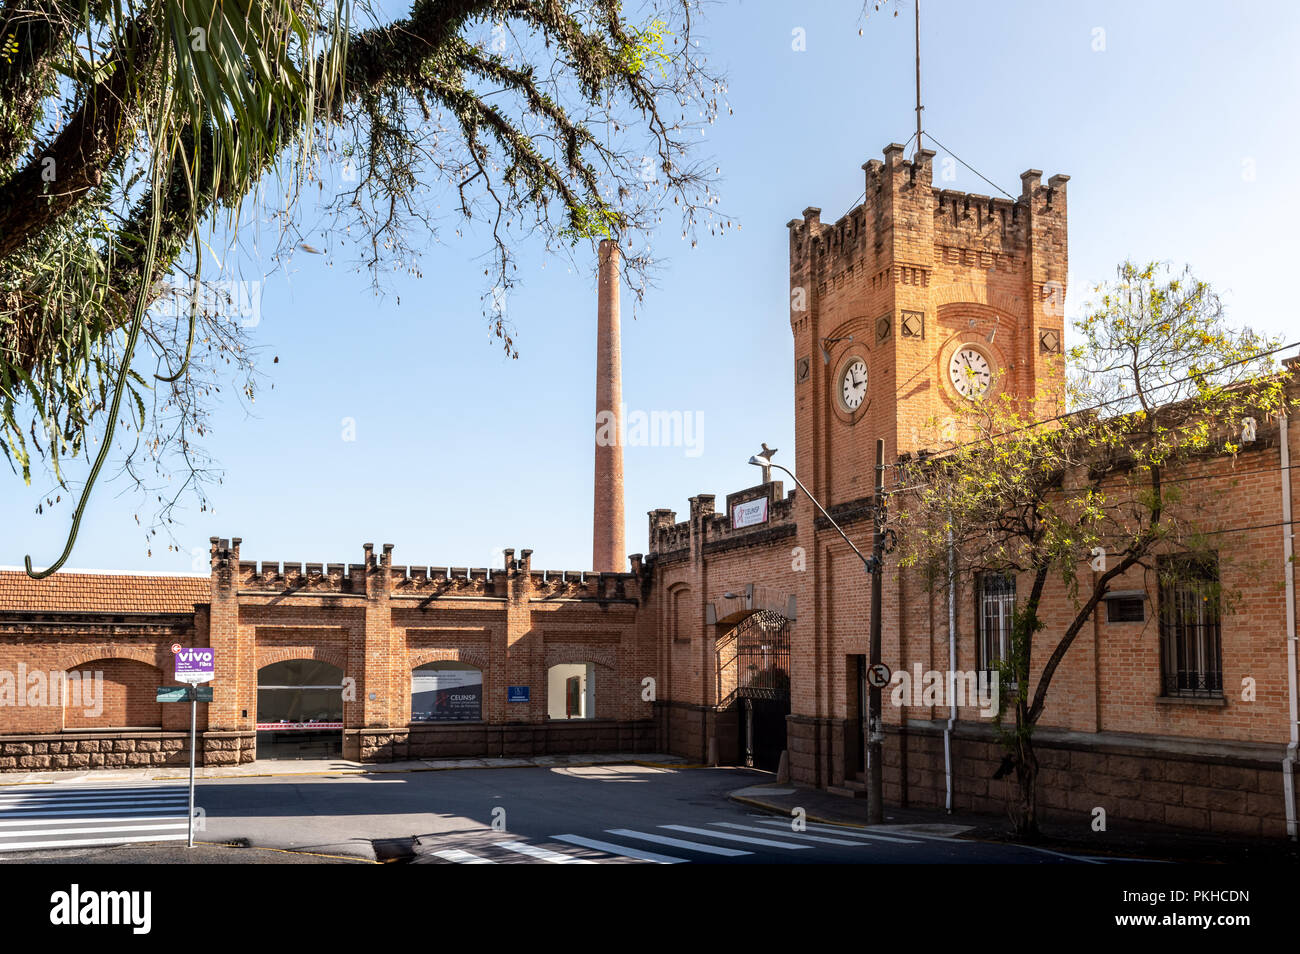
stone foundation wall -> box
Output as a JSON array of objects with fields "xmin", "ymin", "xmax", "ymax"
[
  {"xmin": 787, "ymin": 714, "xmax": 857, "ymax": 789},
  {"xmin": 0, "ymin": 730, "xmax": 256, "ymax": 771},
  {"xmin": 886, "ymin": 721, "xmax": 1297, "ymax": 839},
  {"xmin": 657, "ymin": 701, "xmax": 709, "ymax": 762},
  {"xmin": 348, "ymin": 719, "xmax": 657, "ymax": 763}
]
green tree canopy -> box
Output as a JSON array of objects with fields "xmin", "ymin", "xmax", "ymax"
[{"xmin": 0, "ymin": 0, "xmax": 725, "ymax": 571}]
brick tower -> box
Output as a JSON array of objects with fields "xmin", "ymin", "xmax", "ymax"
[
  {"xmin": 593, "ymin": 239, "xmax": 626, "ymax": 572},
  {"xmin": 783, "ymin": 143, "xmax": 1069, "ymax": 787},
  {"xmin": 787, "ymin": 144, "xmax": 1069, "ymax": 510}
]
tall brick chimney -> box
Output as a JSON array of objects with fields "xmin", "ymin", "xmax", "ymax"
[{"xmin": 593, "ymin": 238, "xmax": 626, "ymax": 572}]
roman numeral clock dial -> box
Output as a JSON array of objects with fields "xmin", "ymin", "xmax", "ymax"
[
  {"xmin": 840, "ymin": 358, "xmax": 868, "ymax": 411},
  {"xmin": 949, "ymin": 347, "xmax": 992, "ymax": 400}
]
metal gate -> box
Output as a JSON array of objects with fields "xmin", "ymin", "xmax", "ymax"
[{"xmin": 732, "ymin": 610, "xmax": 791, "ymax": 770}]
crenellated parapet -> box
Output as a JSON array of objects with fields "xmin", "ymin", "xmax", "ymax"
[
  {"xmin": 388, "ymin": 566, "xmax": 502, "ymax": 598},
  {"xmin": 787, "ymin": 145, "xmax": 1068, "ymax": 303},
  {"xmin": 236, "ymin": 560, "xmax": 364, "ymax": 593},
  {"xmin": 218, "ymin": 539, "xmax": 639, "ymax": 603},
  {"xmin": 529, "ymin": 568, "xmax": 639, "ymax": 602}
]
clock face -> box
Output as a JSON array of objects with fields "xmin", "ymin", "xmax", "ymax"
[
  {"xmin": 949, "ymin": 347, "xmax": 993, "ymax": 400},
  {"xmin": 840, "ymin": 358, "xmax": 868, "ymax": 411}
]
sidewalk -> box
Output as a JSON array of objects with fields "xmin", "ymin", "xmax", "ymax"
[
  {"xmin": 0, "ymin": 752, "xmax": 692, "ymax": 788},
  {"xmin": 728, "ymin": 780, "xmax": 1300, "ymax": 863}
]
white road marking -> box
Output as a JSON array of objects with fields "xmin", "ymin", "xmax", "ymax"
[
  {"xmin": 0, "ymin": 804, "xmax": 187, "ymax": 819},
  {"xmin": 659, "ymin": 825, "xmax": 810, "ymax": 850},
  {"xmin": 749, "ymin": 818, "xmax": 922, "ymax": 844},
  {"xmin": 432, "ymin": 848, "xmax": 497, "ymax": 864},
  {"xmin": 0, "ymin": 815, "xmax": 188, "ymax": 828},
  {"xmin": 0, "ymin": 822, "xmax": 187, "ymax": 838},
  {"xmin": 711, "ymin": 822, "xmax": 866, "ymax": 846},
  {"xmin": 496, "ymin": 840, "xmax": 595, "ymax": 864},
  {"xmin": 552, "ymin": 834, "xmax": 686, "ymax": 864},
  {"xmin": 0, "ymin": 834, "xmax": 188, "ymax": 852},
  {"xmin": 0, "ymin": 800, "xmax": 187, "ymax": 816},
  {"xmin": 605, "ymin": 828, "xmax": 750, "ymax": 857}
]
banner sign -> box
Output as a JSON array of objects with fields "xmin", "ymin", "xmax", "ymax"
[
  {"xmin": 411, "ymin": 668, "xmax": 483, "ymax": 722},
  {"xmin": 174, "ymin": 647, "xmax": 215, "ymax": 684},
  {"xmin": 731, "ymin": 497, "xmax": 769, "ymax": 529}
]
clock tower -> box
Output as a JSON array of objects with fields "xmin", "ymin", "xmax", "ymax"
[{"xmin": 787, "ymin": 144, "xmax": 1069, "ymax": 509}]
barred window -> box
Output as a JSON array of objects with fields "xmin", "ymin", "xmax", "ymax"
[
  {"xmin": 978, "ymin": 572, "xmax": 1016, "ymax": 672},
  {"xmin": 1159, "ymin": 555, "xmax": 1223, "ymax": 698}
]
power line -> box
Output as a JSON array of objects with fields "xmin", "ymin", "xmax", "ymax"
[
  {"xmin": 922, "ymin": 131, "xmax": 1016, "ymax": 200},
  {"xmin": 897, "ymin": 339, "xmax": 1300, "ymax": 463},
  {"xmin": 890, "ymin": 457, "xmax": 1300, "ymax": 500},
  {"xmin": 1092, "ymin": 517, "xmax": 1299, "ymax": 543}
]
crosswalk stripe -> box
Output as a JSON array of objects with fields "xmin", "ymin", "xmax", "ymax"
[
  {"xmin": 711, "ymin": 822, "xmax": 867, "ymax": 846},
  {"xmin": 0, "ymin": 822, "xmax": 188, "ymax": 839},
  {"xmin": 606, "ymin": 828, "xmax": 750, "ymax": 857},
  {"xmin": 0, "ymin": 814, "xmax": 186, "ymax": 828},
  {"xmin": 0, "ymin": 805, "xmax": 187, "ymax": 819},
  {"xmin": 0, "ymin": 786, "xmax": 186, "ymax": 800},
  {"xmin": 749, "ymin": 818, "xmax": 922, "ymax": 844},
  {"xmin": 432, "ymin": 848, "xmax": 497, "ymax": 864},
  {"xmin": 0, "ymin": 833, "xmax": 188, "ymax": 853},
  {"xmin": 0, "ymin": 796, "xmax": 186, "ymax": 811},
  {"xmin": 659, "ymin": 824, "xmax": 810, "ymax": 850},
  {"xmin": 552, "ymin": 834, "xmax": 686, "ymax": 864},
  {"xmin": 496, "ymin": 840, "xmax": 595, "ymax": 864}
]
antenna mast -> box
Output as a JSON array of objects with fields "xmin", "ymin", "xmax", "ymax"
[{"xmin": 914, "ymin": 0, "xmax": 923, "ymax": 158}]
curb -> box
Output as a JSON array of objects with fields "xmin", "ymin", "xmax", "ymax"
[
  {"xmin": 0, "ymin": 756, "xmax": 700, "ymax": 787},
  {"xmin": 729, "ymin": 792, "xmax": 876, "ymax": 830}
]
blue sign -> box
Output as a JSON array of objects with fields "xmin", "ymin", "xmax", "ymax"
[{"xmin": 507, "ymin": 686, "xmax": 530, "ymax": 703}]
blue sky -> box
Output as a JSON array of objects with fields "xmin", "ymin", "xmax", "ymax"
[{"xmin": 4, "ymin": 0, "xmax": 1299, "ymax": 575}]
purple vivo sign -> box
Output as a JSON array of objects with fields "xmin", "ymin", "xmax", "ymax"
[{"xmin": 175, "ymin": 647, "xmax": 215, "ymax": 683}]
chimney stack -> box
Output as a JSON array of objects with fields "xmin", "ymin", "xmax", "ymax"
[{"xmin": 593, "ymin": 239, "xmax": 626, "ymax": 573}]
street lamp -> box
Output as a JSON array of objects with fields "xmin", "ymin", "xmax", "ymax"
[{"xmin": 749, "ymin": 440, "xmax": 887, "ymax": 824}]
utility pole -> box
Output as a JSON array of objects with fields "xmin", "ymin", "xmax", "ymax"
[
  {"xmin": 867, "ymin": 437, "xmax": 886, "ymax": 823},
  {"xmin": 187, "ymin": 685, "xmax": 197, "ymax": 847}
]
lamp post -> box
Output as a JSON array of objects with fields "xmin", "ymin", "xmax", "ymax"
[{"xmin": 749, "ymin": 440, "xmax": 887, "ymax": 824}]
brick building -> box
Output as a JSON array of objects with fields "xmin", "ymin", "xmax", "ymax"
[{"xmin": 2, "ymin": 144, "xmax": 1297, "ymax": 840}]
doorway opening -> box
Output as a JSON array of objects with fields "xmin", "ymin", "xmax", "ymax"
[
  {"xmin": 725, "ymin": 609, "xmax": 791, "ymax": 771},
  {"xmin": 256, "ymin": 659, "xmax": 344, "ymax": 759}
]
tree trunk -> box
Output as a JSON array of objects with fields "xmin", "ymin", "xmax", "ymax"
[
  {"xmin": 1011, "ymin": 727, "xmax": 1040, "ymax": 841},
  {"xmin": 1008, "ymin": 691, "xmax": 1041, "ymax": 841}
]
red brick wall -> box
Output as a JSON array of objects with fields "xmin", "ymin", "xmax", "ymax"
[{"xmin": 64, "ymin": 658, "xmax": 162, "ymax": 730}]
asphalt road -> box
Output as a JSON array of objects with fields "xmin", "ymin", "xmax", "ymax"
[{"xmin": 0, "ymin": 764, "xmax": 1141, "ymax": 864}]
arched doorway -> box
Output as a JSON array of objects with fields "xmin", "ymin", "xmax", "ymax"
[
  {"xmin": 256, "ymin": 659, "xmax": 344, "ymax": 759},
  {"xmin": 720, "ymin": 609, "xmax": 791, "ymax": 771}
]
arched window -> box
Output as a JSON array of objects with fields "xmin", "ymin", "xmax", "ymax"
[
  {"xmin": 411, "ymin": 661, "xmax": 483, "ymax": 722},
  {"xmin": 65, "ymin": 659, "xmax": 162, "ymax": 730},
  {"xmin": 547, "ymin": 663, "xmax": 595, "ymax": 720}
]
